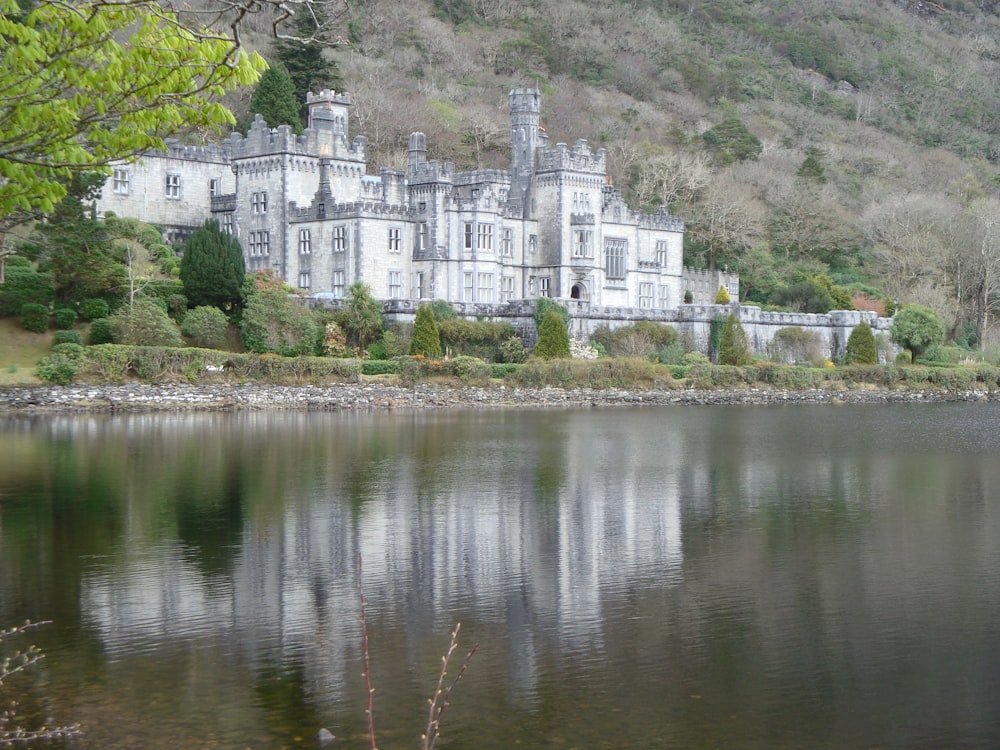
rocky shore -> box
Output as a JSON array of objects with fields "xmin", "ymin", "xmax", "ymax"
[{"xmin": 1, "ymin": 382, "xmax": 996, "ymax": 413}]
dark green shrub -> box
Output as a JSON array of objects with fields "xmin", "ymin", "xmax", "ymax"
[
  {"xmin": 20, "ymin": 303, "xmax": 49, "ymax": 333},
  {"xmin": 533, "ymin": 308, "xmax": 571, "ymax": 359},
  {"xmin": 36, "ymin": 352, "xmax": 80, "ymax": 385},
  {"xmin": 53, "ymin": 306, "xmax": 77, "ymax": 329},
  {"xmin": 891, "ymin": 304, "xmax": 945, "ymax": 360},
  {"xmin": 108, "ymin": 298, "xmax": 184, "ymax": 347},
  {"xmin": 53, "ymin": 330, "xmax": 83, "ymax": 346},
  {"xmin": 50, "ymin": 342, "xmax": 86, "ymax": 358},
  {"xmin": 409, "ymin": 303, "xmax": 442, "ymax": 358},
  {"xmin": 491, "ymin": 363, "xmax": 521, "ymax": 378},
  {"xmin": 534, "ymin": 297, "xmax": 569, "ymax": 330},
  {"xmin": 361, "ymin": 359, "xmax": 399, "ymax": 376},
  {"xmin": 708, "ymin": 315, "xmax": 726, "ymax": 361},
  {"xmin": 718, "ymin": 314, "xmax": 751, "ymax": 366},
  {"xmin": 430, "ymin": 300, "xmax": 458, "ymax": 320},
  {"xmin": 844, "ymin": 321, "xmax": 877, "ymax": 364},
  {"xmin": 180, "ymin": 219, "xmax": 246, "ymax": 310},
  {"xmin": 79, "ymin": 298, "xmax": 109, "ymax": 321},
  {"xmin": 1, "ymin": 268, "xmax": 54, "ymax": 316},
  {"xmin": 167, "ymin": 294, "xmax": 188, "ymax": 320},
  {"xmin": 181, "ymin": 305, "xmax": 229, "ymax": 349},
  {"xmin": 88, "ymin": 318, "xmax": 114, "ymax": 345},
  {"xmin": 143, "ymin": 279, "xmax": 186, "ymax": 310}
]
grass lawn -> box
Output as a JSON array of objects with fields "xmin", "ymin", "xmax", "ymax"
[{"xmin": 0, "ymin": 317, "xmax": 52, "ymax": 384}]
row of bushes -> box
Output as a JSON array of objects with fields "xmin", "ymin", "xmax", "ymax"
[{"xmin": 37, "ymin": 341, "xmax": 1000, "ymax": 391}]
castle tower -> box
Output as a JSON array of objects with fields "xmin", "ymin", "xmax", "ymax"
[
  {"xmin": 307, "ymin": 90, "xmax": 352, "ymax": 138},
  {"xmin": 407, "ymin": 132, "xmax": 428, "ymax": 173},
  {"xmin": 509, "ymin": 88, "xmax": 542, "ymax": 206}
]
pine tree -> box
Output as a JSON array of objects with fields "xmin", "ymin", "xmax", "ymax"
[
  {"xmin": 247, "ymin": 63, "xmax": 303, "ymax": 134},
  {"xmin": 179, "ymin": 219, "xmax": 246, "ymax": 311},
  {"xmin": 845, "ymin": 321, "xmax": 877, "ymax": 364},
  {"xmin": 409, "ymin": 303, "xmax": 442, "ymax": 358},
  {"xmin": 533, "ymin": 308, "xmax": 571, "ymax": 359},
  {"xmin": 718, "ymin": 313, "xmax": 751, "ymax": 365},
  {"xmin": 274, "ymin": 11, "xmax": 343, "ymax": 121}
]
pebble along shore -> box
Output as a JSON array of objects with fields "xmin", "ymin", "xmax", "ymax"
[{"xmin": 0, "ymin": 382, "xmax": 996, "ymax": 413}]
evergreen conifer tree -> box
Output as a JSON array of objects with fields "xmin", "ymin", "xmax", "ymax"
[
  {"xmin": 714, "ymin": 285, "xmax": 731, "ymax": 304},
  {"xmin": 179, "ymin": 219, "xmax": 246, "ymax": 311},
  {"xmin": 533, "ymin": 308, "xmax": 571, "ymax": 359},
  {"xmin": 274, "ymin": 11, "xmax": 343, "ymax": 121},
  {"xmin": 718, "ymin": 313, "xmax": 751, "ymax": 365},
  {"xmin": 247, "ymin": 63, "xmax": 303, "ymax": 134},
  {"xmin": 845, "ymin": 321, "xmax": 877, "ymax": 364},
  {"xmin": 409, "ymin": 303, "xmax": 442, "ymax": 358}
]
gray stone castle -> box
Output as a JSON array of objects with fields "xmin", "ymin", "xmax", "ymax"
[
  {"xmin": 95, "ymin": 88, "xmax": 738, "ymax": 310},
  {"xmin": 95, "ymin": 88, "xmax": 894, "ymax": 359}
]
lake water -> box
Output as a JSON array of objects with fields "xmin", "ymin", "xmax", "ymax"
[{"xmin": 1, "ymin": 403, "xmax": 999, "ymax": 749}]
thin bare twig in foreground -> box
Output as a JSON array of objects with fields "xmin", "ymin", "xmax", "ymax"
[
  {"xmin": 358, "ymin": 553, "xmax": 378, "ymax": 750},
  {"xmin": 422, "ymin": 623, "xmax": 479, "ymax": 750}
]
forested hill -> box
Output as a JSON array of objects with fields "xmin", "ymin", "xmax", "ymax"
[{"xmin": 242, "ymin": 0, "xmax": 1000, "ymax": 345}]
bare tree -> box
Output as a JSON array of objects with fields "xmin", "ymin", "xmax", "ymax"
[
  {"xmin": 954, "ymin": 197, "xmax": 1000, "ymax": 342},
  {"xmin": 685, "ymin": 173, "xmax": 766, "ymax": 270},
  {"xmin": 861, "ymin": 194, "xmax": 958, "ymax": 305}
]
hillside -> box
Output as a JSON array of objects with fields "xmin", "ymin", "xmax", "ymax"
[{"xmin": 233, "ymin": 0, "xmax": 1000, "ymax": 345}]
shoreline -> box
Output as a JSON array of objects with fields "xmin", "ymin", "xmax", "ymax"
[{"xmin": 1, "ymin": 382, "xmax": 997, "ymax": 413}]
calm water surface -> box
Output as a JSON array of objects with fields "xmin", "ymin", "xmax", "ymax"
[{"xmin": 1, "ymin": 404, "xmax": 999, "ymax": 749}]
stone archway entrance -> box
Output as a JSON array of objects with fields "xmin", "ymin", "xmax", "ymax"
[{"xmin": 571, "ymin": 283, "xmax": 587, "ymax": 300}]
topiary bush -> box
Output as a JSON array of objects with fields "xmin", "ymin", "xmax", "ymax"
[
  {"xmin": 180, "ymin": 305, "xmax": 229, "ymax": 349},
  {"xmin": 0, "ymin": 266, "xmax": 54, "ymax": 317},
  {"xmin": 844, "ymin": 321, "xmax": 877, "ymax": 365},
  {"xmin": 409, "ymin": 303, "xmax": 442, "ymax": 358},
  {"xmin": 20, "ymin": 303, "xmax": 49, "ymax": 333},
  {"xmin": 718, "ymin": 313, "xmax": 751, "ymax": 366},
  {"xmin": 534, "ymin": 297, "xmax": 569, "ymax": 331},
  {"xmin": 88, "ymin": 318, "xmax": 114, "ymax": 345},
  {"xmin": 79, "ymin": 298, "xmax": 109, "ymax": 321},
  {"xmin": 108, "ymin": 298, "xmax": 184, "ymax": 347},
  {"xmin": 52, "ymin": 330, "xmax": 83, "ymax": 346},
  {"xmin": 53, "ymin": 306, "xmax": 77, "ymax": 330},
  {"xmin": 714, "ymin": 285, "xmax": 731, "ymax": 304},
  {"xmin": 36, "ymin": 354, "xmax": 79, "ymax": 384},
  {"xmin": 533, "ymin": 308, "xmax": 571, "ymax": 359}
]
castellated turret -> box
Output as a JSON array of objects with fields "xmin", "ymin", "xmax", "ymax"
[
  {"xmin": 307, "ymin": 90, "xmax": 352, "ymax": 137},
  {"xmin": 509, "ymin": 88, "xmax": 542, "ymax": 206}
]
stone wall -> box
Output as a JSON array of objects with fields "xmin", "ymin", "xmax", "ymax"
[{"xmin": 305, "ymin": 296, "xmax": 894, "ymax": 361}]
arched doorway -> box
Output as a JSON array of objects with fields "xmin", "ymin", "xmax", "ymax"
[{"xmin": 571, "ymin": 283, "xmax": 587, "ymax": 300}]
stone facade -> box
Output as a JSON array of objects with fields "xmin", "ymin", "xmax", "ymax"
[
  {"xmin": 95, "ymin": 88, "xmax": 893, "ymax": 360},
  {"xmin": 95, "ymin": 88, "xmax": 737, "ymax": 309}
]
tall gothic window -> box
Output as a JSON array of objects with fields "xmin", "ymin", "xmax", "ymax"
[{"xmin": 605, "ymin": 238, "xmax": 626, "ymax": 280}]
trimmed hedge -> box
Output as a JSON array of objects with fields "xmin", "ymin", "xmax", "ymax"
[{"xmin": 21, "ymin": 303, "xmax": 49, "ymax": 333}]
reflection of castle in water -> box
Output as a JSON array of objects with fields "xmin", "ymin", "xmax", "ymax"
[{"xmin": 77, "ymin": 412, "xmax": 684, "ymax": 710}]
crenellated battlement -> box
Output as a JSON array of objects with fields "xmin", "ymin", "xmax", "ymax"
[
  {"xmin": 157, "ymin": 139, "xmax": 230, "ymax": 163},
  {"xmin": 408, "ymin": 159, "xmax": 454, "ymax": 184},
  {"xmin": 536, "ymin": 139, "xmax": 606, "ymax": 174}
]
